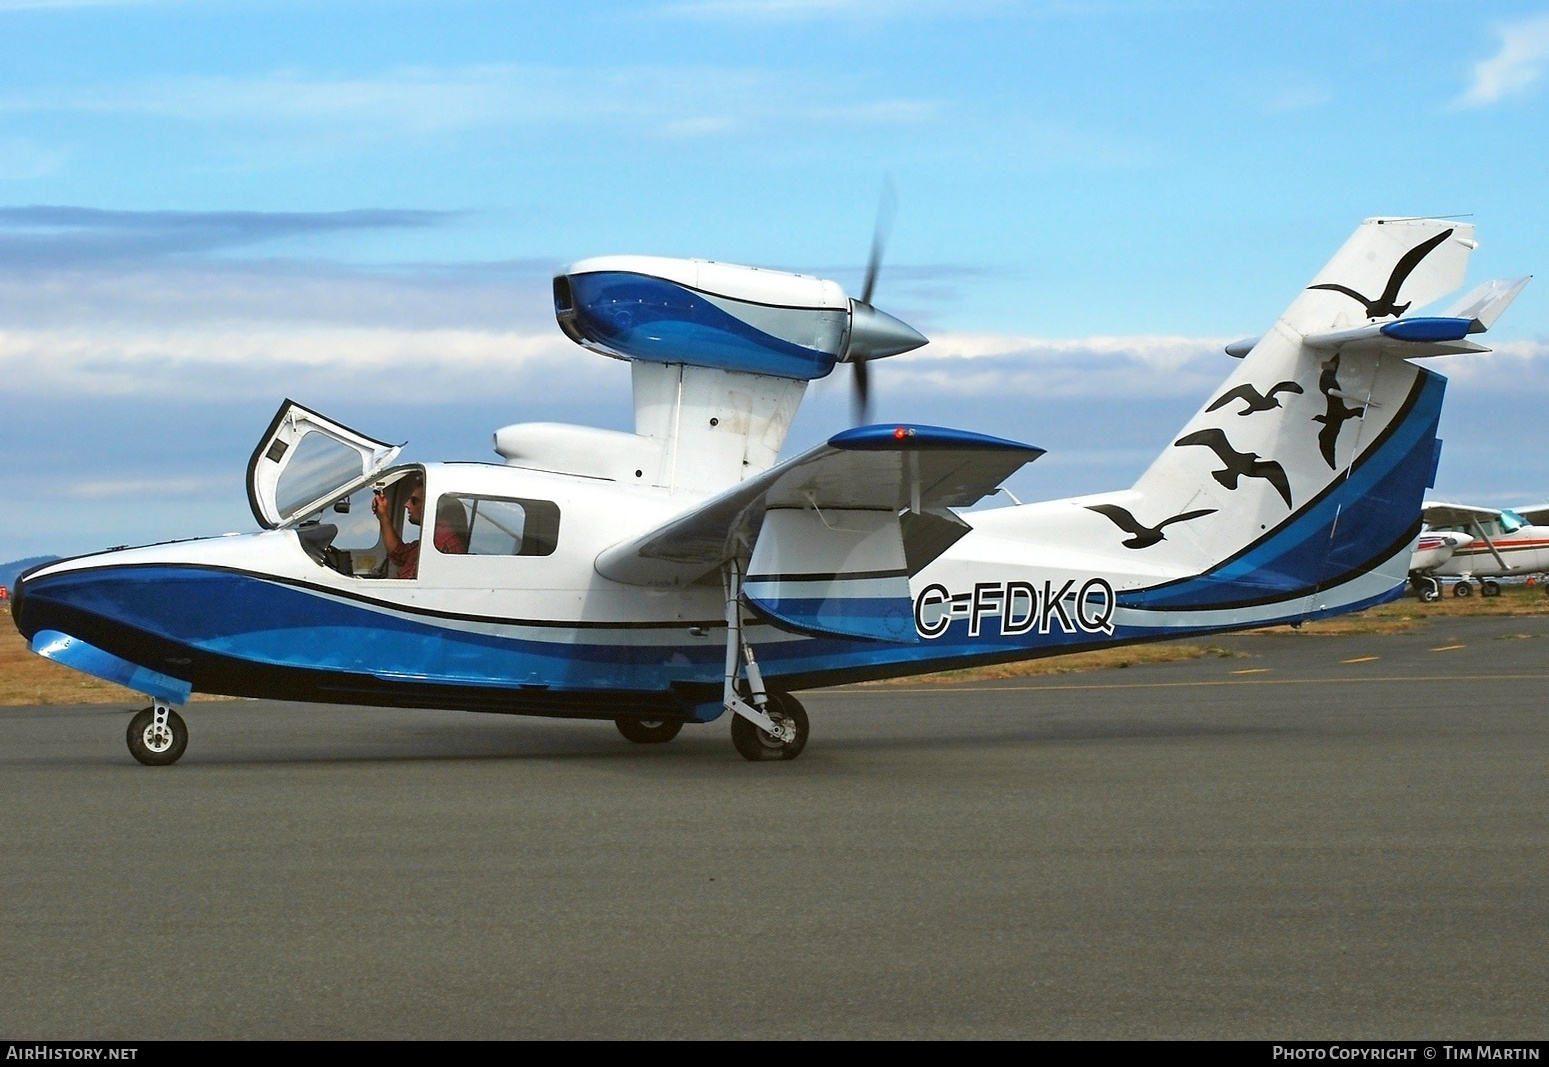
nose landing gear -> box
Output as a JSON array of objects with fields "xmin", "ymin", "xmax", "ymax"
[{"xmin": 127, "ymin": 702, "xmax": 188, "ymax": 766}]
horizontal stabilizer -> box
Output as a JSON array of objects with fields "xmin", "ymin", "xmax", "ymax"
[
  {"xmin": 1303, "ymin": 318, "xmax": 1493, "ymax": 358},
  {"xmin": 595, "ymin": 424, "xmax": 1043, "ymax": 586},
  {"xmin": 1441, "ymin": 276, "xmax": 1531, "ymax": 332}
]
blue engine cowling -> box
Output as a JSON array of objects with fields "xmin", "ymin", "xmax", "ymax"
[{"xmin": 554, "ymin": 255, "xmax": 924, "ymax": 380}]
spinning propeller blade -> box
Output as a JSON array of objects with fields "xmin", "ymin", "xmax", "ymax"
[
  {"xmin": 852, "ymin": 180, "xmax": 898, "ymax": 426},
  {"xmin": 851, "ymin": 359, "xmax": 871, "ymax": 425}
]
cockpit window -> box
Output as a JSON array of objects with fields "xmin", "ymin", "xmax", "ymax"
[
  {"xmin": 275, "ymin": 432, "xmax": 370, "ymax": 520},
  {"xmin": 293, "ymin": 467, "xmax": 422, "ymax": 578},
  {"xmin": 1500, "ymin": 509, "xmax": 1526, "ymax": 534},
  {"xmin": 436, "ymin": 495, "xmax": 560, "ymax": 557}
]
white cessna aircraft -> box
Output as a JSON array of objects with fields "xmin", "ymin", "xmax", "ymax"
[
  {"xmin": 10, "ymin": 217, "xmax": 1528, "ymax": 764},
  {"xmin": 1409, "ymin": 500, "xmax": 1549, "ymax": 600}
]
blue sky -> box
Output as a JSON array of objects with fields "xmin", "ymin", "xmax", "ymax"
[{"xmin": 2, "ymin": 0, "xmax": 1548, "ymax": 561}]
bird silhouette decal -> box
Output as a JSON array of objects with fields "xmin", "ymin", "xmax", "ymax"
[
  {"xmin": 1306, "ymin": 228, "xmax": 1454, "ymax": 319},
  {"xmin": 1312, "ymin": 353, "xmax": 1365, "ymax": 469},
  {"xmin": 1206, "ymin": 381, "xmax": 1305, "ymax": 416},
  {"xmin": 1086, "ymin": 503, "xmax": 1218, "ymax": 549},
  {"xmin": 1174, "ymin": 428, "xmax": 1293, "ymax": 508}
]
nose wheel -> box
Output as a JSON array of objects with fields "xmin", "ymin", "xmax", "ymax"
[{"xmin": 127, "ymin": 703, "xmax": 188, "ymax": 766}]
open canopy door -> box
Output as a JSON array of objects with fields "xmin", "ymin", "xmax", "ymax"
[{"xmin": 246, "ymin": 399, "xmax": 402, "ymax": 529}]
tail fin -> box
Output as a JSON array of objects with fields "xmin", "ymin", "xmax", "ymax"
[{"xmin": 1114, "ymin": 219, "xmax": 1479, "ymax": 618}]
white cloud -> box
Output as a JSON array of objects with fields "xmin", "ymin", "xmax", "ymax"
[
  {"xmin": 1429, "ymin": 339, "xmax": 1549, "ymax": 388},
  {"xmin": 0, "ymin": 318, "xmax": 1234, "ymax": 406},
  {"xmin": 0, "ymin": 65, "xmax": 941, "ymax": 140},
  {"xmin": 887, "ymin": 332, "xmax": 1231, "ymax": 398},
  {"xmin": 1264, "ymin": 83, "xmax": 1331, "ymax": 114},
  {"xmin": 0, "ymin": 323, "xmax": 604, "ymax": 402},
  {"xmin": 1455, "ymin": 13, "xmax": 1549, "ymax": 109},
  {"xmin": 0, "ymin": 138, "xmax": 66, "ymax": 180},
  {"xmin": 65, "ymin": 476, "xmax": 227, "ymax": 500}
]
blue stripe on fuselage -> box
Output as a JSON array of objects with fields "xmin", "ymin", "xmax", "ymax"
[{"xmin": 1122, "ymin": 369, "xmax": 1443, "ymax": 610}]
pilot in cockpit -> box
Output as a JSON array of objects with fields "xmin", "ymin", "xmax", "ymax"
[{"xmin": 372, "ymin": 473, "xmax": 469, "ymax": 579}]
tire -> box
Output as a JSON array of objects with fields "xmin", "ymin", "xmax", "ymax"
[
  {"xmin": 1454, "ymin": 581, "xmax": 1473, "ymax": 598},
  {"xmin": 126, "ymin": 706, "xmax": 188, "ymax": 766},
  {"xmin": 1482, "ymin": 580, "xmax": 1502, "ymax": 597},
  {"xmin": 615, "ymin": 717, "xmax": 683, "ymax": 744},
  {"xmin": 731, "ymin": 692, "xmax": 809, "ymax": 762},
  {"xmin": 1419, "ymin": 578, "xmax": 1441, "ymax": 603}
]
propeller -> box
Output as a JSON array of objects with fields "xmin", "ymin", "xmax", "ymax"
[{"xmin": 851, "ymin": 181, "xmax": 896, "ymax": 426}]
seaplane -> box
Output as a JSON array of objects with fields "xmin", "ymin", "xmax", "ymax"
[
  {"xmin": 1408, "ymin": 500, "xmax": 1549, "ymax": 600},
  {"xmin": 10, "ymin": 216, "xmax": 1529, "ymax": 764}
]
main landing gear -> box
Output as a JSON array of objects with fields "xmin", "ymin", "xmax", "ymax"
[
  {"xmin": 720, "ymin": 560, "xmax": 810, "ymax": 761},
  {"xmin": 614, "ymin": 717, "xmax": 683, "ymax": 744},
  {"xmin": 126, "ymin": 701, "xmax": 188, "ymax": 766}
]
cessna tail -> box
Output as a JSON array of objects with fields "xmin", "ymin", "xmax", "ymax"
[{"xmin": 11, "ymin": 217, "xmax": 1528, "ymax": 763}]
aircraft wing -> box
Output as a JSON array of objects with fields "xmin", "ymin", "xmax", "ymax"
[
  {"xmin": 1421, "ymin": 501, "xmax": 1503, "ymax": 528},
  {"xmin": 595, "ymin": 424, "xmax": 1044, "ymax": 587},
  {"xmin": 1513, "ymin": 505, "xmax": 1549, "ymax": 527}
]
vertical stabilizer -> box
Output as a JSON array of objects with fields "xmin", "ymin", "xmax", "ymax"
[
  {"xmin": 1101, "ymin": 219, "xmax": 1471, "ymax": 614},
  {"xmin": 1282, "ymin": 217, "xmax": 1475, "ymax": 333},
  {"xmin": 985, "ymin": 218, "xmax": 1487, "ymax": 623}
]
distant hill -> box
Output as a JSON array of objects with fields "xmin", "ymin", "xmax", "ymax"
[{"xmin": 0, "ymin": 556, "xmax": 60, "ymax": 591}]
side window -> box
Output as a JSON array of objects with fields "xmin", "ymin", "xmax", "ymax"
[{"xmin": 435, "ymin": 495, "xmax": 560, "ymax": 557}]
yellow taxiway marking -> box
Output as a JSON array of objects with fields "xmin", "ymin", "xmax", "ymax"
[
  {"xmin": 1342, "ymin": 655, "xmax": 1379, "ymax": 664},
  {"xmin": 825, "ymin": 673, "xmax": 1549, "ymax": 696},
  {"xmin": 1231, "ymin": 668, "xmax": 1270, "ymax": 674},
  {"xmin": 1430, "ymin": 644, "xmax": 1466, "ymax": 652}
]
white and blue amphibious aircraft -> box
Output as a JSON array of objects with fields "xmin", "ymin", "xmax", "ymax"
[{"xmin": 11, "ymin": 217, "xmax": 1529, "ymax": 764}]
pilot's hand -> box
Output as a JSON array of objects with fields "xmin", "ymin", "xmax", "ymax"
[{"xmin": 371, "ymin": 491, "xmax": 386, "ymax": 519}]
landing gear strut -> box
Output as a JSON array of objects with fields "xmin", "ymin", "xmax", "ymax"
[
  {"xmin": 126, "ymin": 702, "xmax": 188, "ymax": 766},
  {"xmin": 1414, "ymin": 576, "xmax": 1441, "ymax": 603},
  {"xmin": 721, "ymin": 560, "xmax": 809, "ymax": 761}
]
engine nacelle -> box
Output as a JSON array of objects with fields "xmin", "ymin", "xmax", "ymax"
[{"xmin": 553, "ymin": 255, "xmax": 925, "ymax": 380}]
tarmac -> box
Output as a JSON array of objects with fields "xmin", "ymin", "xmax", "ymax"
[{"xmin": 1, "ymin": 614, "xmax": 1546, "ymax": 1038}]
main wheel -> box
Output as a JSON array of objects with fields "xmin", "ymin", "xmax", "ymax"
[
  {"xmin": 1454, "ymin": 581, "xmax": 1473, "ymax": 598},
  {"xmin": 126, "ymin": 706, "xmax": 188, "ymax": 766},
  {"xmin": 1481, "ymin": 580, "xmax": 1502, "ymax": 597},
  {"xmin": 731, "ymin": 692, "xmax": 809, "ymax": 762},
  {"xmin": 615, "ymin": 717, "xmax": 683, "ymax": 744},
  {"xmin": 1419, "ymin": 577, "xmax": 1441, "ymax": 603}
]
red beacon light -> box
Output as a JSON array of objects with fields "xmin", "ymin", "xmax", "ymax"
[{"xmin": 893, "ymin": 426, "xmax": 916, "ymax": 440}]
